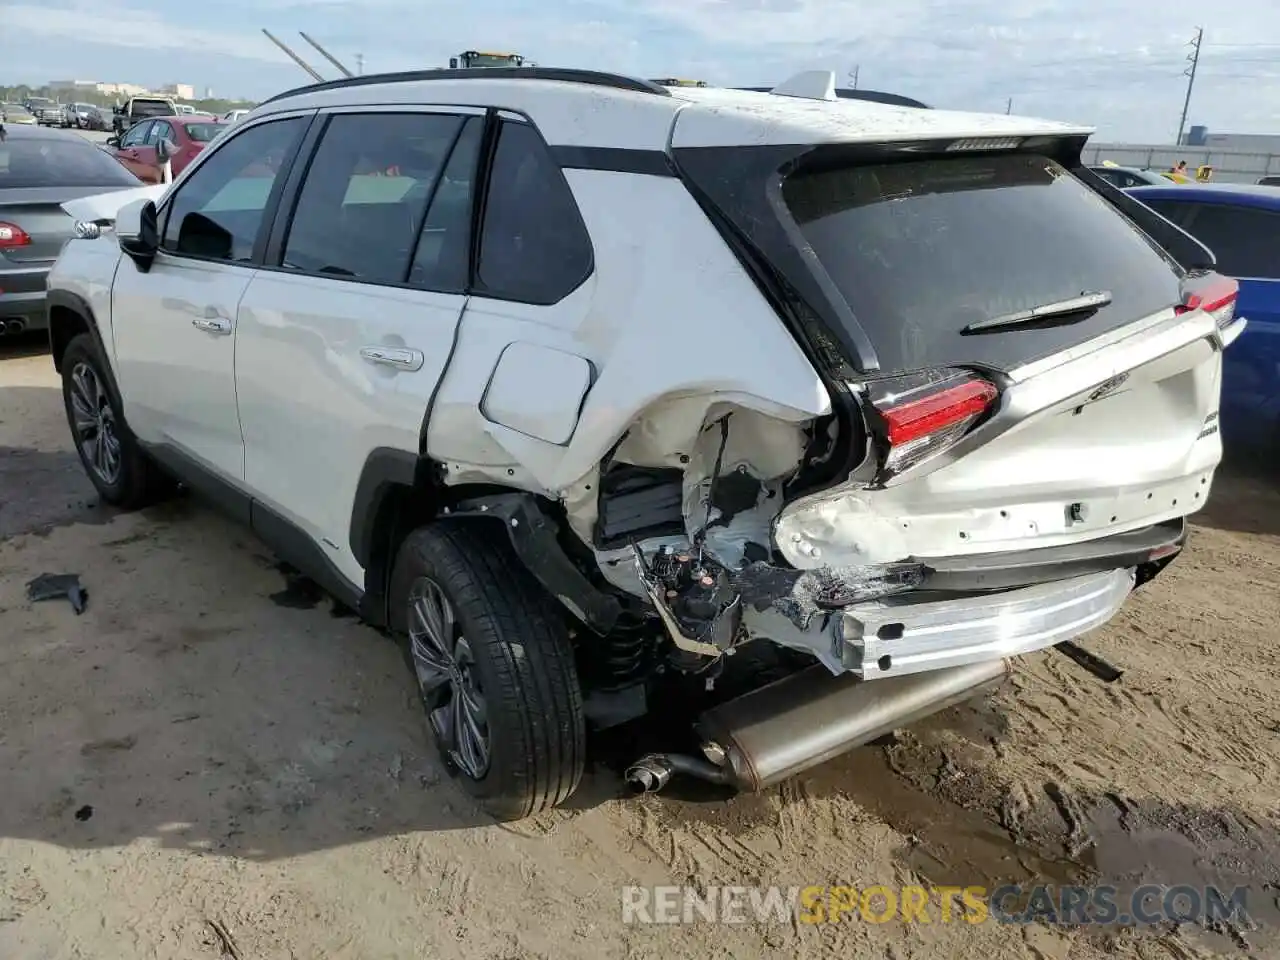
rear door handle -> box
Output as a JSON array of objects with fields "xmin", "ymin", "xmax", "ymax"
[
  {"xmin": 191, "ymin": 316, "xmax": 232, "ymax": 335},
  {"xmin": 360, "ymin": 346, "xmax": 424, "ymax": 372}
]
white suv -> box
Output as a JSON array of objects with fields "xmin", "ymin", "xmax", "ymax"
[{"xmin": 45, "ymin": 67, "xmax": 1242, "ymax": 820}]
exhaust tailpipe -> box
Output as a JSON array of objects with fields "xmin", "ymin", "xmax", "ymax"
[
  {"xmin": 624, "ymin": 752, "xmax": 732, "ymax": 794},
  {"xmin": 695, "ymin": 658, "xmax": 1011, "ymax": 792},
  {"xmin": 4, "ymin": 319, "xmax": 25, "ymax": 335}
]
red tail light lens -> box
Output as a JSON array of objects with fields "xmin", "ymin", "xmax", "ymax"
[
  {"xmin": 1176, "ymin": 274, "xmax": 1237, "ymax": 329},
  {"xmin": 863, "ymin": 370, "xmax": 999, "ymax": 478},
  {"xmin": 0, "ymin": 222, "xmax": 33, "ymax": 248}
]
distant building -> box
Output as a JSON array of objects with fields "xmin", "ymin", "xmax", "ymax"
[
  {"xmin": 48, "ymin": 80, "xmax": 150, "ymax": 97},
  {"xmin": 100, "ymin": 82, "xmax": 149, "ymax": 97},
  {"xmin": 160, "ymin": 83, "xmax": 195, "ymax": 100},
  {"xmin": 48, "ymin": 80, "xmax": 102, "ymax": 93}
]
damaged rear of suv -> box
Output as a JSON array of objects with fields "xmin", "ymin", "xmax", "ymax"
[
  {"xmin": 665, "ymin": 139, "xmax": 1233, "ymax": 669},
  {"xmin": 593, "ymin": 84, "xmax": 1241, "ymax": 799},
  {"xmin": 49, "ymin": 69, "xmax": 1241, "ymax": 821}
]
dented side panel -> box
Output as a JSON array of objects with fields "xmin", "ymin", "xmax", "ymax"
[{"xmin": 425, "ymin": 169, "xmax": 831, "ymax": 562}]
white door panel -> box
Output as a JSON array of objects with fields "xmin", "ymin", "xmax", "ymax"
[
  {"xmin": 235, "ymin": 272, "xmax": 466, "ymax": 583},
  {"xmin": 111, "ymin": 253, "xmax": 252, "ymax": 480}
]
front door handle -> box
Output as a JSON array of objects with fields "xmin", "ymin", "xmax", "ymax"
[
  {"xmin": 360, "ymin": 345, "xmax": 424, "ymax": 372},
  {"xmin": 191, "ymin": 316, "xmax": 232, "ymax": 335}
]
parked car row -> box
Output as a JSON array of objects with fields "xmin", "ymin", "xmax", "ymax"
[{"xmin": 101, "ymin": 114, "xmax": 225, "ymax": 183}]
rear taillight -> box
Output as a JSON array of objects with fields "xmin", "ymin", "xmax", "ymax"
[
  {"xmin": 0, "ymin": 222, "xmax": 32, "ymax": 248},
  {"xmin": 860, "ymin": 369, "xmax": 1000, "ymax": 478},
  {"xmin": 1176, "ymin": 274, "xmax": 1238, "ymax": 329}
]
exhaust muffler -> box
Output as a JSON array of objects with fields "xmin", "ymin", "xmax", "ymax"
[
  {"xmin": 4, "ymin": 319, "xmax": 25, "ymax": 335},
  {"xmin": 699, "ymin": 658, "xmax": 1011, "ymax": 791},
  {"xmin": 627, "ymin": 658, "xmax": 1010, "ymax": 794}
]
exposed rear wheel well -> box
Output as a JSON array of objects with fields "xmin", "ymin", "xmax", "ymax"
[
  {"xmin": 356, "ymin": 456, "xmax": 526, "ymax": 626},
  {"xmin": 49, "ymin": 305, "xmax": 91, "ymax": 373}
]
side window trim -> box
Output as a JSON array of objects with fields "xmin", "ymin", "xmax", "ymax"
[
  {"xmin": 156, "ymin": 112, "xmax": 318, "ymax": 269},
  {"xmin": 259, "ymin": 107, "xmax": 483, "ymax": 292},
  {"xmin": 399, "ymin": 116, "xmax": 472, "ymax": 287}
]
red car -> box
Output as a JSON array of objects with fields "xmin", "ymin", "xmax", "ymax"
[{"xmin": 103, "ymin": 114, "xmax": 225, "ymax": 184}]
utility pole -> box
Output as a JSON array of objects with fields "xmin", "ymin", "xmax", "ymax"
[
  {"xmin": 356, "ymin": 53, "xmax": 364, "ymax": 75},
  {"xmin": 1176, "ymin": 26, "xmax": 1203, "ymax": 147},
  {"xmin": 1005, "ymin": 97, "xmax": 1012, "ymax": 114},
  {"xmin": 849, "ymin": 65, "xmax": 859, "ymax": 89}
]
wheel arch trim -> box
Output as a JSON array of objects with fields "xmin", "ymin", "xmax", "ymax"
[
  {"xmin": 350, "ymin": 450, "xmax": 622, "ymax": 636},
  {"xmin": 47, "ymin": 289, "xmax": 109, "ymax": 374}
]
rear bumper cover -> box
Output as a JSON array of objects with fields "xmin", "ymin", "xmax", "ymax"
[{"xmin": 0, "ymin": 266, "xmax": 51, "ymax": 331}]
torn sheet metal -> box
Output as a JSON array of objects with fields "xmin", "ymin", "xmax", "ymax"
[{"xmin": 730, "ymin": 559, "xmax": 925, "ymax": 630}]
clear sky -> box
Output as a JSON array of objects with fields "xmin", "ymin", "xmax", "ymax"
[{"xmin": 3, "ymin": 0, "xmax": 1279, "ymax": 142}]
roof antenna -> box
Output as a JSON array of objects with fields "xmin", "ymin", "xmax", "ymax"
[{"xmin": 770, "ymin": 70, "xmax": 837, "ymax": 101}]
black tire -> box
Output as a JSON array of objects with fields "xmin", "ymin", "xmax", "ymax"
[
  {"xmin": 60, "ymin": 333, "xmax": 171, "ymax": 509},
  {"xmin": 389, "ymin": 520, "xmax": 585, "ymax": 821}
]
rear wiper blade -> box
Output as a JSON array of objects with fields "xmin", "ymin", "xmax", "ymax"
[{"xmin": 963, "ymin": 291, "xmax": 1113, "ymax": 333}]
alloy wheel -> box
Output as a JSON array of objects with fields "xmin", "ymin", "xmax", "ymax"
[
  {"xmin": 68, "ymin": 361, "xmax": 122, "ymax": 486},
  {"xmin": 408, "ymin": 576, "xmax": 491, "ymax": 780}
]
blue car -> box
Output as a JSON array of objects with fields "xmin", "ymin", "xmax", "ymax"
[{"xmin": 1129, "ymin": 183, "xmax": 1280, "ymax": 457}]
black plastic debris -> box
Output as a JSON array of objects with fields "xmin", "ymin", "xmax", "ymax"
[
  {"xmin": 1055, "ymin": 640, "xmax": 1124, "ymax": 682},
  {"xmin": 26, "ymin": 572, "xmax": 89, "ymax": 615}
]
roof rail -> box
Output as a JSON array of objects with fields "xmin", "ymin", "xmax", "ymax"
[
  {"xmin": 736, "ymin": 86, "xmax": 931, "ymax": 109},
  {"xmin": 260, "ymin": 67, "xmax": 673, "ymax": 107}
]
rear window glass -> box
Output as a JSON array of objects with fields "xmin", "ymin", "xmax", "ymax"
[
  {"xmin": 133, "ymin": 100, "xmax": 173, "ymax": 117},
  {"xmin": 183, "ymin": 122, "xmax": 223, "ymax": 142},
  {"xmin": 0, "ymin": 136, "xmax": 140, "ymax": 188},
  {"xmin": 782, "ymin": 153, "xmax": 1184, "ymax": 372}
]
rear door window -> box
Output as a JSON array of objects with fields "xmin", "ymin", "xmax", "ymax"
[
  {"xmin": 280, "ymin": 111, "xmax": 464, "ymax": 285},
  {"xmin": 782, "ymin": 153, "xmax": 1185, "ymax": 372},
  {"xmin": 1161, "ymin": 202, "xmax": 1280, "ymax": 280}
]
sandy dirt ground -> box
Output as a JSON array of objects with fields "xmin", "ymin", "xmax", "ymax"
[{"xmin": 2, "ymin": 337, "xmax": 1279, "ymax": 959}]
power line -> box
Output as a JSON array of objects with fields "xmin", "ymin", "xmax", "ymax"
[{"xmin": 1176, "ymin": 26, "xmax": 1203, "ymax": 146}]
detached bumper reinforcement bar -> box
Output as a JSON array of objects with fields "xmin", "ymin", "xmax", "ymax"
[{"xmin": 839, "ymin": 567, "xmax": 1135, "ymax": 679}]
